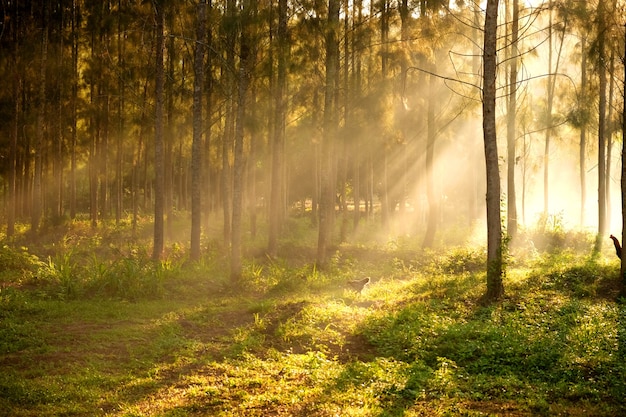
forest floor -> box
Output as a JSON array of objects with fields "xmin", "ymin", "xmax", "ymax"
[{"xmin": 1, "ymin": 218, "xmax": 626, "ymax": 416}]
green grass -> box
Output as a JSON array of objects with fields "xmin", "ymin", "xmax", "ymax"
[{"xmin": 1, "ymin": 219, "xmax": 625, "ymax": 416}]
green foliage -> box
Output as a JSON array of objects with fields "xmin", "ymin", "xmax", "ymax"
[
  {"xmin": 1, "ymin": 221, "xmax": 625, "ymax": 416},
  {"xmin": 0, "ymin": 244, "xmax": 41, "ymax": 285}
]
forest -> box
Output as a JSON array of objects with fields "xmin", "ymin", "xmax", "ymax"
[{"xmin": 1, "ymin": 0, "xmax": 626, "ymax": 415}]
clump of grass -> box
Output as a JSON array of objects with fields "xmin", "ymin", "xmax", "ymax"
[{"xmin": 0, "ymin": 244, "xmax": 42, "ymax": 286}]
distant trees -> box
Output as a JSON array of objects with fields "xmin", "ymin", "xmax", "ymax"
[{"xmin": 0, "ymin": 0, "xmax": 624, "ymax": 288}]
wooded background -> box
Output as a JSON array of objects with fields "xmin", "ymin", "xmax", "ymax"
[{"xmin": 0, "ymin": 0, "xmax": 624, "ymax": 284}]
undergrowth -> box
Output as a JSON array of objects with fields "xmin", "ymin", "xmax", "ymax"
[{"xmin": 0, "ymin": 218, "xmax": 625, "ymax": 416}]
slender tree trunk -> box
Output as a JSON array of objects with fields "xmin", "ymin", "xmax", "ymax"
[
  {"xmin": 191, "ymin": 0, "xmax": 207, "ymax": 261},
  {"xmin": 8, "ymin": 0, "xmax": 20, "ymax": 236},
  {"xmin": 595, "ymin": 0, "xmax": 607, "ymax": 252},
  {"xmin": 222, "ymin": 0, "xmax": 237, "ymax": 247},
  {"xmin": 152, "ymin": 0, "xmax": 165, "ymax": 260},
  {"xmin": 482, "ymin": 0, "xmax": 504, "ymax": 301},
  {"xmin": 506, "ymin": 0, "xmax": 519, "ymax": 238},
  {"xmin": 423, "ymin": 70, "xmax": 437, "ymax": 248},
  {"xmin": 54, "ymin": 9, "xmax": 64, "ymax": 220},
  {"xmin": 606, "ymin": 50, "xmax": 616, "ymax": 229},
  {"xmin": 317, "ymin": 0, "xmax": 340, "ymax": 267},
  {"xmin": 116, "ymin": 0, "xmax": 125, "ymax": 225},
  {"xmin": 232, "ymin": 0, "xmax": 255, "ymax": 281},
  {"xmin": 203, "ymin": 0, "xmax": 214, "ymax": 227},
  {"xmin": 268, "ymin": 0, "xmax": 287, "ymax": 256},
  {"xmin": 579, "ymin": 38, "xmax": 587, "ymax": 228},
  {"xmin": 165, "ymin": 8, "xmax": 176, "ymax": 239},
  {"xmin": 70, "ymin": 0, "xmax": 79, "ymax": 220},
  {"xmin": 620, "ymin": 25, "xmax": 626, "ymax": 297},
  {"xmin": 32, "ymin": 2, "xmax": 48, "ymax": 235}
]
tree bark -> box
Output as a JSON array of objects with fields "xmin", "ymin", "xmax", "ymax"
[
  {"xmin": 317, "ymin": 0, "xmax": 340, "ymax": 267},
  {"xmin": 506, "ymin": 0, "xmax": 519, "ymax": 239},
  {"xmin": 152, "ymin": 0, "xmax": 165, "ymax": 260},
  {"xmin": 268, "ymin": 0, "xmax": 288, "ymax": 257},
  {"xmin": 619, "ymin": 25, "xmax": 626, "ymax": 297},
  {"xmin": 191, "ymin": 0, "xmax": 207, "ymax": 261},
  {"xmin": 422, "ymin": 70, "xmax": 437, "ymax": 248},
  {"xmin": 32, "ymin": 2, "xmax": 48, "ymax": 235},
  {"xmin": 579, "ymin": 38, "xmax": 587, "ymax": 228},
  {"xmin": 482, "ymin": 0, "xmax": 505, "ymax": 301},
  {"xmin": 595, "ymin": 0, "xmax": 607, "ymax": 253},
  {"xmin": 231, "ymin": 0, "xmax": 255, "ymax": 282}
]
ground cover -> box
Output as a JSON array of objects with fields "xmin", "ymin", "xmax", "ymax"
[{"xmin": 1, "ymin": 219, "xmax": 625, "ymax": 416}]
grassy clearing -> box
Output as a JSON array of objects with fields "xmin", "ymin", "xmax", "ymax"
[{"xmin": 1, "ymin": 219, "xmax": 625, "ymax": 416}]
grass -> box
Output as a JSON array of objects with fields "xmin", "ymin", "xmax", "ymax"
[{"xmin": 1, "ymin": 218, "xmax": 625, "ymax": 416}]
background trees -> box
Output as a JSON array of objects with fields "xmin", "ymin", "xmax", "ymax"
[{"xmin": 0, "ymin": 0, "xmax": 624, "ymax": 290}]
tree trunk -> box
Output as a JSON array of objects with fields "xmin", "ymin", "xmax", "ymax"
[
  {"xmin": 482, "ymin": 0, "xmax": 504, "ymax": 301},
  {"xmin": 152, "ymin": 0, "xmax": 165, "ymax": 260},
  {"xmin": 422, "ymin": 70, "xmax": 437, "ymax": 248},
  {"xmin": 605, "ymin": 50, "xmax": 616, "ymax": 230},
  {"xmin": 70, "ymin": 0, "xmax": 79, "ymax": 220},
  {"xmin": 203, "ymin": 0, "xmax": 214, "ymax": 228},
  {"xmin": 506, "ymin": 0, "xmax": 519, "ymax": 238},
  {"xmin": 620, "ymin": 23, "xmax": 626, "ymax": 297},
  {"xmin": 595, "ymin": 0, "xmax": 607, "ymax": 252},
  {"xmin": 116, "ymin": 0, "xmax": 125, "ymax": 225},
  {"xmin": 579, "ymin": 38, "xmax": 587, "ymax": 228},
  {"xmin": 191, "ymin": 0, "xmax": 207, "ymax": 261},
  {"xmin": 317, "ymin": 0, "xmax": 340, "ymax": 267},
  {"xmin": 268, "ymin": 0, "xmax": 288, "ymax": 257},
  {"xmin": 222, "ymin": 0, "xmax": 237, "ymax": 247},
  {"xmin": 32, "ymin": 2, "xmax": 48, "ymax": 235},
  {"xmin": 232, "ymin": 0, "xmax": 255, "ymax": 282}
]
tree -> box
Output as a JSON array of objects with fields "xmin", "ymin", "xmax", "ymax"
[
  {"xmin": 482, "ymin": 0, "xmax": 505, "ymax": 301},
  {"xmin": 268, "ymin": 0, "xmax": 288, "ymax": 257},
  {"xmin": 32, "ymin": 1, "xmax": 48, "ymax": 235},
  {"xmin": 619, "ymin": 25, "xmax": 626, "ymax": 297},
  {"xmin": 231, "ymin": 0, "xmax": 255, "ymax": 281},
  {"xmin": 152, "ymin": 0, "xmax": 165, "ymax": 260},
  {"xmin": 191, "ymin": 0, "xmax": 207, "ymax": 261},
  {"xmin": 594, "ymin": 0, "xmax": 608, "ymax": 252},
  {"xmin": 506, "ymin": 0, "xmax": 520, "ymax": 239},
  {"xmin": 317, "ymin": 0, "xmax": 340, "ymax": 267}
]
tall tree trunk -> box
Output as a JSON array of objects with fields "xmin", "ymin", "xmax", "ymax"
[
  {"xmin": 232, "ymin": 0, "xmax": 255, "ymax": 281},
  {"xmin": 506, "ymin": 0, "xmax": 519, "ymax": 238},
  {"xmin": 543, "ymin": 1, "xmax": 566, "ymax": 221},
  {"xmin": 352, "ymin": 0, "xmax": 363, "ymax": 232},
  {"xmin": 165, "ymin": 7, "xmax": 175, "ymax": 239},
  {"xmin": 8, "ymin": 0, "xmax": 20, "ymax": 236},
  {"xmin": 422, "ymin": 70, "xmax": 437, "ymax": 248},
  {"xmin": 268, "ymin": 0, "xmax": 287, "ymax": 257},
  {"xmin": 32, "ymin": 2, "xmax": 48, "ymax": 235},
  {"xmin": 605, "ymin": 50, "xmax": 616, "ymax": 230},
  {"xmin": 317, "ymin": 0, "xmax": 340, "ymax": 267},
  {"xmin": 579, "ymin": 38, "xmax": 587, "ymax": 228},
  {"xmin": 203, "ymin": 0, "xmax": 214, "ymax": 228},
  {"xmin": 222, "ymin": 0, "xmax": 237, "ymax": 247},
  {"xmin": 53, "ymin": 8, "xmax": 64, "ymax": 220},
  {"xmin": 595, "ymin": 0, "xmax": 607, "ymax": 252},
  {"xmin": 116, "ymin": 0, "xmax": 125, "ymax": 225},
  {"xmin": 379, "ymin": 0, "xmax": 390, "ymax": 230},
  {"xmin": 70, "ymin": 0, "xmax": 79, "ymax": 220},
  {"xmin": 482, "ymin": 0, "xmax": 504, "ymax": 301},
  {"xmin": 152, "ymin": 0, "xmax": 165, "ymax": 260},
  {"xmin": 191, "ymin": 0, "xmax": 207, "ymax": 261},
  {"xmin": 620, "ymin": 23, "xmax": 626, "ymax": 297}
]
